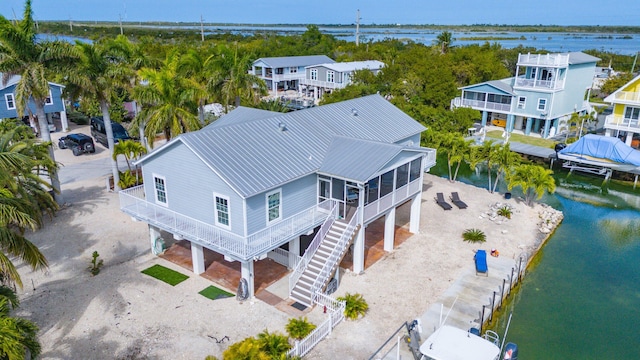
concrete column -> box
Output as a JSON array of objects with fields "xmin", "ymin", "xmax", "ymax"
[
  {"xmin": 507, "ymin": 114, "xmax": 515, "ymax": 132},
  {"xmin": 241, "ymin": 260, "xmax": 255, "ymax": 298},
  {"xmin": 543, "ymin": 119, "xmax": 551, "ymax": 138},
  {"xmin": 352, "ymin": 226, "xmax": 365, "ymax": 274},
  {"xmin": 191, "ymin": 242, "xmax": 205, "ymax": 274},
  {"xmin": 626, "ymin": 132, "xmax": 634, "ymax": 146},
  {"xmin": 149, "ymin": 225, "xmax": 162, "ymax": 253},
  {"xmin": 525, "ymin": 118, "xmax": 532, "ymax": 135},
  {"xmin": 60, "ymin": 106, "xmax": 69, "ymax": 132},
  {"xmin": 289, "ymin": 237, "xmax": 301, "ymax": 269},
  {"xmin": 534, "ymin": 119, "xmax": 541, "ymax": 134},
  {"xmin": 409, "ymin": 193, "xmax": 422, "ymax": 234},
  {"xmin": 384, "ymin": 207, "xmax": 396, "ymax": 252},
  {"xmin": 481, "ymin": 111, "xmax": 488, "ymax": 127}
]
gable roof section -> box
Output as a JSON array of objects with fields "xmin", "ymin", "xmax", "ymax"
[
  {"xmin": 460, "ymin": 79, "xmax": 515, "ymax": 96},
  {"xmin": 204, "ymin": 106, "xmax": 279, "ymax": 129},
  {"xmin": 138, "ymin": 94, "xmax": 427, "ymax": 198},
  {"xmin": 311, "ymin": 60, "xmax": 385, "ymax": 73},
  {"xmin": 1, "ymin": 74, "xmax": 65, "ymax": 90},
  {"xmin": 567, "ymin": 52, "xmax": 600, "ymax": 65},
  {"xmin": 253, "ymin": 55, "xmax": 335, "ymax": 69},
  {"xmin": 603, "ymin": 74, "xmax": 640, "ymax": 104},
  {"xmin": 318, "ymin": 137, "xmax": 426, "ymax": 183}
]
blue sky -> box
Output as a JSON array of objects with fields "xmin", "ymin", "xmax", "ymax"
[{"xmin": 0, "ymin": 0, "xmax": 638, "ymax": 26}]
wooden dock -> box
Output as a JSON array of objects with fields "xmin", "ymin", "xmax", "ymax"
[{"xmin": 507, "ymin": 141, "xmax": 556, "ymax": 160}]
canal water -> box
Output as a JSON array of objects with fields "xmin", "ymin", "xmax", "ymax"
[{"xmin": 439, "ymin": 159, "xmax": 640, "ymax": 359}]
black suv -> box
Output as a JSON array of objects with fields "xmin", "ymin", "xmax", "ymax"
[
  {"xmin": 90, "ymin": 116, "xmax": 131, "ymax": 148},
  {"xmin": 58, "ymin": 133, "xmax": 96, "ymax": 156}
]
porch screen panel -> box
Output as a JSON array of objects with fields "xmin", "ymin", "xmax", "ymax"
[
  {"xmin": 366, "ymin": 178, "xmax": 379, "ymax": 205},
  {"xmin": 332, "ymin": 178, "xmax": 344, "ymax": 201},
  {"xmin": 409, "ymin": 158, "xmax": 421, "ymax": 182},
  {"xmin": 380, "ymin": 170, "xmax": 394, "ymax": 197},
  {"xmin": 396, "ymin": 163, "xmax": 409, "ymax": 189}
]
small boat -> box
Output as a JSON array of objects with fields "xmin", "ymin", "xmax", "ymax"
[{"xmin": 419, "ymin": 325, "xmax": 502, "ymax": 360}]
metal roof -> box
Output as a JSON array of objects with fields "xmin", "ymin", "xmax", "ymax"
[
  {"xmin": 204, "ymin": 106, "xmax": 279, "ymax": 129},
  {"xmin": 318, "ymin": 136, "xmax": 426, "ymax": 183},
  {"xmin": 460, "ymin": 79, "xmax": 515, "ymax": 95},
  {"xmin": 253, "ymin": 55, "xmax": 335, "ymax": 69},
  {"xmin": 310, "ymin": 60, "xmax": 385, "ymax": 73},
  {"xmin": 0, "ymin": 74, "xmax": 65, "ymax": 90},
  {"xmin": 139, "ymin": 94, "xmax": 428, "ymax": 198},
  {"xmin": 567, "ymin": 52, "xmax": 600, "ymax": 65}
]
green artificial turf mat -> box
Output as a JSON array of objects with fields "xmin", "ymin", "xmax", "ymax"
[
  {"xmin": 199, "ymin": 285, "xmax": 234, "ymax": 300},
  {"xmin": 141, "ymin": 264, "xmax": 189, "ymax": 286}
]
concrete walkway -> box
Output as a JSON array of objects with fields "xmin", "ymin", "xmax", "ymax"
[{"xmin": 418, "ymin": 254, "xmax": 521, "ymax": 338}]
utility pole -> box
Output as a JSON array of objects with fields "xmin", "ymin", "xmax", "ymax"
[
  {"xmin": 355, "ymin": 9, "xmax": 361, "ymax": 47},
  {"xmin": 69, "ymin": 17, "xmax": 73, "ymax": 32},
  {"xmin": 11, "ymin": 8, "xmax": 17, "ymax": 25},
  {"xmin": 119, "ymin": 14, "xmax": 123, "ymax": 35},
  {"xmin": 200, "ymin": 15, "xmax": 205, "ymax": 42},
  {"xmin": 631, "ymin": 51, "xmax": 639, "ymax": 74}
]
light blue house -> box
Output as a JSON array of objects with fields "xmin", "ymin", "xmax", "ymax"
[
  {"xmin": 302, "ymin": 60, "xmax": 385, "ymax": 101},
  {"xmin": 451, "ymin": 52, "xmax": 599, "ymax": 138},
  {"xmin": 251, "ymin": 55, "xmax": 335, "ymax": 97},
  {"xmin": 119, "ymin": 94, "xmax": 436, "ymax": 303},
  {"xmin": 0, "ymin": 74, "xmax": 69, "ymax": 132}
]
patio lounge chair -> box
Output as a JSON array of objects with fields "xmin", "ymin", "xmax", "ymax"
[
  {"xmin": 435, "ymin": 192, "xmax": 453, "ymax": 210},
  {"xmin": 474, "ymin": 250, "xmax": 488, "ymax": 276},
  {"xmin": 450, "ymin": 192, "xmax": 468, "ymax": 209}
]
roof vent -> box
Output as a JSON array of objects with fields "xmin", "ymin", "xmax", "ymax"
[
  {"xmin": 278, "ymin": 122, "xmax": 287, "ymax": 131},
  {"xmin": 352, "ymin": 108, "xmax": 358, "ymax": 116}
]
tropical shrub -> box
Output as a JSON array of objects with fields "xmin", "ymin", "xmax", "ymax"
[
  {"xmin": 337, "ymin": 293, "xmax": 368, "ymax": 320},
  {"xmin": 257, "ymin": 329, "xmax": 291, "ymax": 358},
  {"xmin": 222, "ymin": 337, "xmax": 269, "ymax": 360},
  {"xmin": 286, "ymin": 317, "xmax": 316, "ymax": 340},
  {"xmin": 0, "ymin": 286, "xmax": 41, "ymax": 359},
  {"xmin": 497, "ymin": 206, "xmax": 512, "ymax": 219},
  {"xmin": 462, "ymin": 228, "xmax": 486, "ymax": 243}
]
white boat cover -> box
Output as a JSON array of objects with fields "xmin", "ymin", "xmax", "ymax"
[
  {"xmin": 419, "ymin": 325, "xmax": 500, "ymax": 360},
  {"xmin": 558, "ymin": 134, "xmax": 640, "ymax": 166}
]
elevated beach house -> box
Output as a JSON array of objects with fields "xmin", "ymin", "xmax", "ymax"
[
  {"xmin": 0, "ymin": 74, "xmax": 69, "ymax": 132},
  {"xmin": 451, "ymin": 52, "xmax": 599, "ymax": 138},
  {"xmin": 250, "ymin": 55, "xmax": 335, "ymax": 96},
  {"xmin": 301, "ymin": 60, "xmax": 385, "ymax": 101},
  {"xmin": 119, "ymin": 94, "xmax": 436, "ymax": 303},
  {"xmin": 603, "ymin": 74, "xmax": 640, "ymax": 147}
]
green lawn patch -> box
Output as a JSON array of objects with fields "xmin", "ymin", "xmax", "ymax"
[
  {"xmin": 199, "ymin": 285, "xmax": 234, "ymax": 300},
  {"xmin": 486, "ymin": 130, "xmax": 557, "ymax": 148},
  {"xmin": 141, "ymin": 264, "xmax": 189, "ymax": 286}
]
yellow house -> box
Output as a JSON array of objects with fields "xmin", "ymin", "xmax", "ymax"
[{"xmin": 604, "ymin": 74, "xmax": 640, "ymax": 147}]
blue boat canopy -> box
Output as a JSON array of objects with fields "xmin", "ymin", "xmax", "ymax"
[{"xmin": 559, "ymin": 134, "xmax": 640, "ymax": 166}]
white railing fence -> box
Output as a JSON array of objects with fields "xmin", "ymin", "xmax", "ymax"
[
  {"xmin": 605, "ymin": 114, "xmax": 640, "ymax": 130},
  {"xmin": 613, "ymin": 91, "xmax": 640, "ymax": 102},
  {"xmin": 289, "ymin": 202, "xmax": 338, "ymax": 294},
  {"xmin": 267, "ymin": 247, "xmax": 302, "ymax": 269},
  {"xmin": 288, "ymin": 292, "xmax": 346, "ymax": 358}
]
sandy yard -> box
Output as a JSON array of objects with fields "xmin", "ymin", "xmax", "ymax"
[{"xmin": 14, "ymin": 139, "xmax": 559, "ymax": 359}]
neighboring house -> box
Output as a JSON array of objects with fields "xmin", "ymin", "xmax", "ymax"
[
  {"xmin": 301, "ymin": 60, "xmax": 385, "ymax": 101},
  {"xmin": 603, "ymin": 74, "xmax": 640, "ymax": 147},
  {"xmin": 250, "ymin": 55, "xmax": 335, "ymax": 96},
  {"xmin": 119, "ymin": 94, "xmax": 436, "ymax": 303},
  {"xmin": 0, "ymin": 74, "xmax": 69, "ymax": 132},
  {"xmin": 451, "ymin": 52, "xmax": 599, "ymax": 138}
]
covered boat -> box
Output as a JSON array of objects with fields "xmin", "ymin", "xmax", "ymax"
[{"xmin": 557, "ymin": 134, "xmax": 640, "ymax": 174}]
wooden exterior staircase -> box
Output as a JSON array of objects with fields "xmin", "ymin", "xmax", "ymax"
[{"xmin": 290, "ymin": 218, "xmax": 360, "ymax": 307}]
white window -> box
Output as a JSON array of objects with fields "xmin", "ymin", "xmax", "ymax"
[
  {"xmin": 537, "ymin": 98, "xmax": 547, "ymax": 111},
  {"xmin": 5, "ymin": 93, "xmax": 15, "ymax": 110},
  {"xmin": 517, "ymin": 96, "xmax": 526, "ymax": 109},
  {"xmin": 266, "ymin": 189, "xmax": 282, "ymax": 223},
  {"xmin": 289, "ymin": 67, "xmax": 297, "ymax": 74},
  {"xmin": 310, "ymin": 69, "xmax": 317, "ymax": 81},
  {"xmin": 153, "ymin": 175, "xmax": 168, "ymax": 206},
  {"xmin": 327, "ymin": 71, "xmax": 335, "ymax": 83},
  {"xmin": 624, "ymin": 107, "xmax": 640, "ymax": 121},
  {"xmin": 214, "ymin": 193, "xmax": 230, "ymax": 228},
  {"xmin": 45, "ymin": 90, "xmax": 53, "ymax": 105}
]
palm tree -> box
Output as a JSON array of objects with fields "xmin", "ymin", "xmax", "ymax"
[
  {"xmin": 0, "ymin": 128, "xmax": 52, "ymax": 288},
  {"xmin": 0, "ymin": 286, "xmax": 41, "ymax": 359},
  {"xmin": 212, "ymin": 44, "xmax": 267, "ymax": 110},
  {"xmin": 0, "ymin": 0, "xmax": 75, "ymax": 204},
  {"xmin": 65, "ymin": 39, "xmax": 134, "ymax": 191},
  {"xmin": 112, "ymin": 139, "xmax": 147, "ymax": 173},
  {"xmin": 177, "ymin": 48, "xmax": 218, "ymax": 124},
  {"xmin": 466, "ymin": 140, "xmax": 495, "ymax": 177},
  {"xmin": 434, "ymin": 31, "xmax": 453, "ymax": 54},
  {"xmin": 132, "ymin": 53, "xmax": 202, "ymax": 147},
  {"xmin": 507, "ymin": 164, "xmax": 556, "ymax": 206},
  {"xmin": 222, "ymin": 337, "xmax": 270, "ymax": 360},
  {"xmin": 285, "ymin": 317, "xmax": 316, "ymax": 340},
  {"xmin": 256, "ymin": 329, "xmax": 291, "ymax": 359},
  {"xmin": 489, "ymin": 143, "xmax": 521, "ymax": 193}
]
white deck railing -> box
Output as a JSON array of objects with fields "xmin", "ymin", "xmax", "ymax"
[
  {"xmin": 611, "ymin": 91, "xmax": 640, "ymax": 103},
  {"xmin": 518, "ymin": 53, "xmax": 569, "ymax": 67},
  {"xmin": 514, "ymin": 76, "xmax": 562, "ymax": 90},
  {"xmin": 605, "ymin": 114, "xmax": 640, "ymax": 131},
  {"xmin": 452, "ymin": 97, "xmax": 512, "ymax": 112},
  {"xmin": 363, "ymin": 178, "xmax": 421, "ymax": 224},
  {"xmin": 301, "ymin": 78, "xmax": 347, "ymax": 89},
  {"xmin": 119, "ymin": 186, "xmax": 331, "ymax": 261},
  {"xmin": 289, "ymin": 202, "xmax": 338, "ymax": 294},
  {"xmin": 267, "ymin": 247, "xmax": 301, "ymax": 269}
]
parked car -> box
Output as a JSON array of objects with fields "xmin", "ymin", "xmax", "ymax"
[
  {"xmin": 58, "ymin": 133, "xmax": 96, "ymax": 156},
  {"xmin": 90, "ymin": 116, "xmax": 131, "ymax": 148}
]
